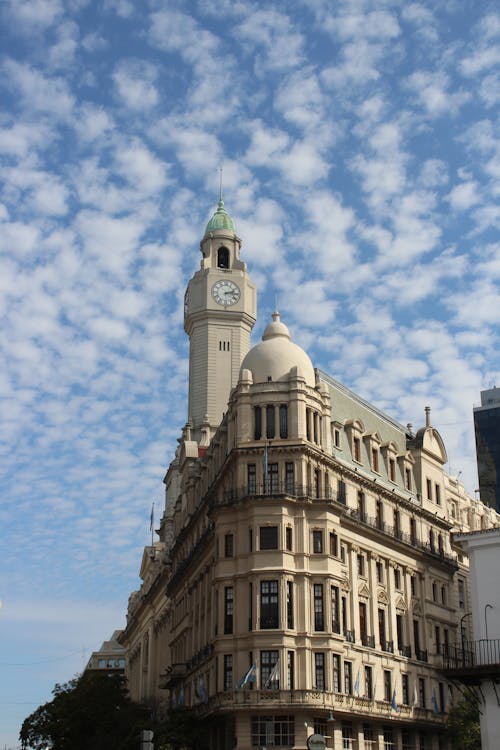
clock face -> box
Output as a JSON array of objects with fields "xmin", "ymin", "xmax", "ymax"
[{"xmin": 212, "ymin": 279, "xmax": 241, "ymax": 306}]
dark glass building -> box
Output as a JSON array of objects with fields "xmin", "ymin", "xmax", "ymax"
[{"xmin": 474, "ymin": 387, "xmax": 500, "ymax": 512}]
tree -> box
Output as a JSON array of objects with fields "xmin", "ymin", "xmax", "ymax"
[
  {"xmin": 20, "ymin": 672, "xmax": 149, "ymax": 750},
  {"xmin": 444, "ymin": 696, "xmax": 482, "ymax": 750},
  {"xmin": 152, "ymin": 708, "xmax": 216, "ymax": 750}
]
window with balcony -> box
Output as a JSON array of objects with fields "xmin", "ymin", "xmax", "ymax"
[
  {"xmin": 329, "ymin": 531, "xmax": 338, "ymax": 557},
  {"xmin": 384, "ymin": 670, "xmax": 392, "ymax": 702},
  {"xmin": 344, "ymin": 661, "xmax": 352, "ymax": 694},
  {"xmin": 314, "ymin": 652, "xmax": 326, "ymax": 689},
  {"xmin": 248, "ymin": 464, "xmax": 256, "ymax": 495},
  {"xmin": 267, "ymin": 462, "xmax": 279, "ymax": 493},
  {"xmin": 260, "ymin": 526, "xmax": 278, "ymax": 550},
  {"xmin": 287, "ymin": 651, "xmax": 295, "ymax": 690},
  {"xmin": 357, "ymin": 490, "xmax": 365, "ymax": 520},
  {"xmin": 285, "ymin": 462, "xmax": 295, "ymax": 494},
  {"xmin": 338, "ymin": 479, "xmax": 347, "ymax": 504},
  {"xmin": 260, "ymin": 580, "xmax": 279, "ymax": 629},
  {"xmin": 223, "ymin": 654, "xmax": 233, "ymax": 690},
  {"xmin": 402, "ymin": 673, "xmax": 409, "ymax": 705},
  {"xmin": 332, "ymin": 654, "xmax": 341, "ymax": 692},
  {"xmin": 418, "ymin": 677, "xmax": 426, "ymax": 708},
  {"xmin": 364, "ymin": 665, "xmax": 373, "ymax": 698},
  {"xmin": 285, "ymin": 526, "xmax": 293, "ymax": 551},
  {"xmin": 260, "ymin": 650, "xmax": 279, "ymax": 689}
]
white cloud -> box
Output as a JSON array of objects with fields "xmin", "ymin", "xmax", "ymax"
[
  {"xmin": 2, "ymin": 59, "xmax": 75, "ymax": 118},
  {"xmin": 235, "ymin": 9, "xmax": 304, "ymax": 73},
  {"xmin": 406, "ymin": 71, "xmax": 469, "ymax": 117},
  {"xmin": 447, "ymin": 180, "xmax": 481, "ymax": 211},
  {"xmin": 113, "ymin": 59, "xmax": 159, "ymax": 111}
]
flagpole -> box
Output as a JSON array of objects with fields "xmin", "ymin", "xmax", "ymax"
[{"xmin": 150, "ymin": 501, "xmax": 155, "ymax": 547}]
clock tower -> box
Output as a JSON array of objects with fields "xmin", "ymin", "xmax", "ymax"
[{"xmin": 184, "ymin": 197, "xmax": 256, "ymax": 444}]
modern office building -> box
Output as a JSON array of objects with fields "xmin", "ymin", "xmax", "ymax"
[
  {"xmin": 474, "ymin": 388, "xmax": 500, "ymax": 512},
  {"xmin": 85, "ymin": 630, "xmax": 126, "ymax": 674},
  {"xmin": 119, "ymin": 199, "xmax": 500, "ymax": 750}
]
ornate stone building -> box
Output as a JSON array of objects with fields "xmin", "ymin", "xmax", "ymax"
[{"xmin": 120, "ymin": 199, "xmax": 499, "ymax": 750}]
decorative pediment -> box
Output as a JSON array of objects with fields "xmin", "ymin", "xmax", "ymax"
[
  {"xmin": 377, "ymin": 589, "xmax": 389, "ymax": 605},
  {"xmin": 341, "ymin": 574, "xmax": 351, "ymax": 592},
  {"xmin": 395, "ymin": 595, "xmax": 407, "ymax": 612},
  {"xmin": 412, "ymin": 600, "xmax": 422, "ymax": 615},
  {"xmin": 359, "ymin": 582, "xmax": 371, "ymax": 598}
]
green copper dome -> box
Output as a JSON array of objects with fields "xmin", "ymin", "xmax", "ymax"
[{"xmin": 204, "ymin": 199, "xmax": 236, "ymax": 235}]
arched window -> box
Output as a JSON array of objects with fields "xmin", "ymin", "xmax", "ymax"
[{"xmin": 217, "ymin": 246, "xmax": 229, "ymax": 269}]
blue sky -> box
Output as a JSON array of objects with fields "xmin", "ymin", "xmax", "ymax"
[{"xmin": 1, "ymin": 0, "xmax": 499, "ymax": 745}]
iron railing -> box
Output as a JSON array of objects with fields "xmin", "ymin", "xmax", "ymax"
[{"xmin": 442, "ymin": 639, "xmax": 500, "ymax": 670}]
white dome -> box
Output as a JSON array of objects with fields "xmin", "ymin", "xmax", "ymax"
[{"xmin": 240, "ymin": 312, "xmax": 315, "ymax": 386}]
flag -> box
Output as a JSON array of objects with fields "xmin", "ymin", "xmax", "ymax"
[
  {"xmin": 354, "ymin": 669, "xmax": 360, "ymax": 696},
  {"xmin": 391, "ymin": 689, "xmax": 399, "ymax": 712},
  {"xmin": 237, "ymin": 663, "xmax": 256, "ymax": 689},
  {"xmin": 432, "ymin": 688, "xmax": 439, "ymax": 715},
  {"xmin": 199, "ymin": 676, "xmax": 208, "ymax": 704},
  {"xmin": 413, "ymin": 680, "xmax": 419, "ymax": 707},
  {"xmin": 264, "ymin": 658, "xmax": 280, "ymax": 689}
]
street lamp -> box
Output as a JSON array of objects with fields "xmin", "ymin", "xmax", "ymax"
[
  {"xmin": 485, "ymin": 603, "xmax": 494, "ymax": 640},
  {"xmin": 460, "ymin": 612, "xmax": 472, "ymax": 665}
]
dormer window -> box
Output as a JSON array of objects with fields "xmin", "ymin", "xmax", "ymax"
[{"xmin": 217, "ymin": 246, "xmax": 229, "ymax": 269}]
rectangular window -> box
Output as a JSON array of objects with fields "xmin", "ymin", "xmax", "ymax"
[
  {"xmin": 439, "ymin": 682, "xmax": 445, "ymax": 712},
  {"xmin": 287, "ymin": 651, "xmax": 294, "ymax": 690},
  {"xmin": 249, "ymin": 528, "xmax": 253, "ymax": 552},
  {"xmin": 353, "ymin": 436, "xmax": 361, "ymax": 462},
  {"xmin": 402, "ymin": 731, "xmax": 412, "ymax": 750},
  {"xmin": 364, "ymin": 665, "xmax": 373, "ymax": 699},
  {"xmin": 357, "ymin": 490, "xmax": 365, "ymax": 519},
  {"xmin": 333, "ymin": 427, "xmax": 341, "ymax": 448},
  {"xmin": 223, "ymin": 654, "xmax": 233, "ymax": 690},
  {"xmin": 260, "ymin": 650, "xmax": 279, "ymax": 689},
  {"xmin": 332, "ymin": 654, "xmax": 341, "ymax": 692},
  {"xmin": 378, "ymin": 608, "xmax": 386, "ymax": 647},
  {"xmin": 394, "ymin": 510, "xmax": 400, "ymax": 537},
  {"xmin": 267, "ymin": 462, "xmax": 279, "ymax": 493},
  {"xmin": 384, "ymin": 670, "xmax": 392, "ymax": 702},
  {"xmin": 426, "ymin": 478, "xmax": 432, "ymax": 500},
  {"xmin": 248, "ymin": 464, "xmax": 256, "ymax": 495},
  {"xmin": 432, "ymin": 582, "xmax": 438, "ymax": 602},
  {"xmin": 285, "ymin": 462, "xmax": 295, "ymax": 494},
  {"xmin": 338, "ymin": 479, "xmax": 346, "ymax": 504},
  {"xmin": 435, "ymin": 484, "xmax": 441, "ymax": 505},
  {"xmin": 344, "ymin": 660, "xmax": 352, "ymax": 694},
  {"xmin": 376, "ymin": 500, "xmax": 384, "ymax": 529},
  {"xmin": 260, "ymin": 526, "xmax": 278, "ymax": 550},
  {"xmin": 254, "ymin": 407, "xmax": 262, "ymax": 440},
  {"xmin": 389, "ymin": 457, "xmax": 396, "ymax": 482},
  {"xmin": 260, "ymin": 580, "xmax": 279, "ymax": 629},
  {"xmin": 329, "ymin": 531, "xmax": 338, "ymax": 557},
  {"xmin": 249, "ymin": 582, "xmax": 253, "ymax": 631},
  {"xmin": 405, "ymin": 467, "xmax": 412, "ymax": 490},
  {"xmin": 396, "ymin": 613, "xmax": 403, "ymax": 651},
  {"xmin": 331, "ymin": 585, "xmax": 340, "ymax": 633},
  {"xmin": 287, "ymin": 581, "xmax": 294, "ymax": 629},
  {"xmin": 279, "ymin": 405, "xmax": 288, "ymax": 439},
  {"xmin": 359, "ymin": 601, "xmax": 367, "ymax": 642},
  {"xmin": 372, "ymin": 447, "xmax": 379, "ymax": 472},
  {"xmin": 402, "ymin": 673, "xmax": 409, "ymax": 705},
  {"xmin": 314, "ymin": 583, "xmax": 324, "ymax": 631},
  {"xmin": 377, "ymin": 561, "xmax": 384, "ymax": 583},
  {"xmin": 383, "ymin": 727, "xmax": 395, "ymax": 750},
  {"xmin": 314, "ymin": 719, "xmax": 327, "ymax": 738},
  {"xmin": 313, "ymin": 530, "xmax": 323, "ymax": 553},
  {"xmin": 357, "ymin": 554, "xmax": 365, "ymax": 576},
  {"xmin": 285, "ymin": 526, "xmax": 293, "ymax": 551},
  {"xmin": 411, "ymin": 575, "xmax": 417, "ymax": 596},
  {"xmin": 418, "ymin": 677, "xmax": 426, "ymax": 708},
  {"xmin": 435, "ymin": 625, "xmax": 441, "ymax": 654},
  {"xmin": 342, "ymin": 723, "xmax": 353, "ymax": 750},
  {"xmin": 441, "ymin": 585, "xmax": 447, "ymax": 606},
  {"xmin": 266, "ymin": 405, "xmax": 275, "ymax": 439},
  {"xmin": 251, "ymin": 716, "xmax": 294, "ymax": 747},
  {"xmin": 315, "ymin": 652, "xmax": 325, "ymax": 689},
  {"xmin": 224, "ymin": 533, "xmax": 234, "ymax": 558},
  {"xmin": 363, "ymin": 725, "xmax": 376, "ymax": 749},
  {"xmin": 224, "ymin": 587, "xmax": 233, "ymax": 634},
  {"xmin": 394, "ymin": 568, "xmax": 401, "ymax": 589},
  {"xmin": 458, "ymin": 578, "xmax": 466, "ymax": 608}
]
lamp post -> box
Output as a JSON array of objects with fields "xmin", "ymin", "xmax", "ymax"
[
  {"xmin": 460, "ymin": 612, "xmax": 472, "ymax": 666},
  {"xmin": 484, "ymin": 603, "xmax": 494, "ymax": 640}
]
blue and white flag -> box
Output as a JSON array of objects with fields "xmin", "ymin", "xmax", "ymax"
[
  {"xmin": 264, "ymin": 658, "xmax": 280, "ymax": 689},
  {"xmin": 391, "ymin": 689, "xmax": 399, "ymax": 712},
  {"xmin": 354, "ymin": 669, "xmax": 360, "ymax": 696},
  {"xmin": 431, "ymin": 688, "xmax": 439, "ymax": 715},
  {"xmin": 237, "ymin": 663, "xmax": 256, "ymax": 689}
]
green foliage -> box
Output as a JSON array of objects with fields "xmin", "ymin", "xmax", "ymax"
[
  {"xmin": 152, "ymin": 708, "xmax": 215, "ymax": 750},
  {"xmin": 20, "ymin": 672, "xmax": 149, "ymax": 750},
  {"xmin": 445, "ymin": 696, "xmax": 482, "ymax": 750}
]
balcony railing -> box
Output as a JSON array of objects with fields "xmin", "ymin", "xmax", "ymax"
[
  {"xmin": 361, "ymin": 634, "xmax": 375, "ymax": 648},
  {"xmin": 416, "ymin": 649, "xmax": 428, "ymax": 662},
  {"xmin": 441, "ymin": 639, "xmax": 500, "ymax": 673},
  {"xmin": 381, "ymin": 640, "xmax": 394, "ymax": 653},
  {"xmin": 399, "ymin": 645, "xmax": 412, "ymax": 658},
  {"xmin": 344, "ymin": 629, "xmax": 356, "ymax": 643}
]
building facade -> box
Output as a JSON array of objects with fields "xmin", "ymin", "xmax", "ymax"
[
  {"xmin": 120, "ymin": 201, "xmax": 500, "ymax": 750},
  {"xmin": 474, "ymin": 387, "xmax": 500, "ymax": 512}
]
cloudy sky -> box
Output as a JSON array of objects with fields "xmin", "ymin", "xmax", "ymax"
[{"xmin": 1, "ymin": 0, "xmax": 499, "ymax": 744}]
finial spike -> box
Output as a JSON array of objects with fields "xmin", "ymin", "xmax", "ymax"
[{"xmin": 219, "ymin": 166, "xmax": 223, "ymax": 205}]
